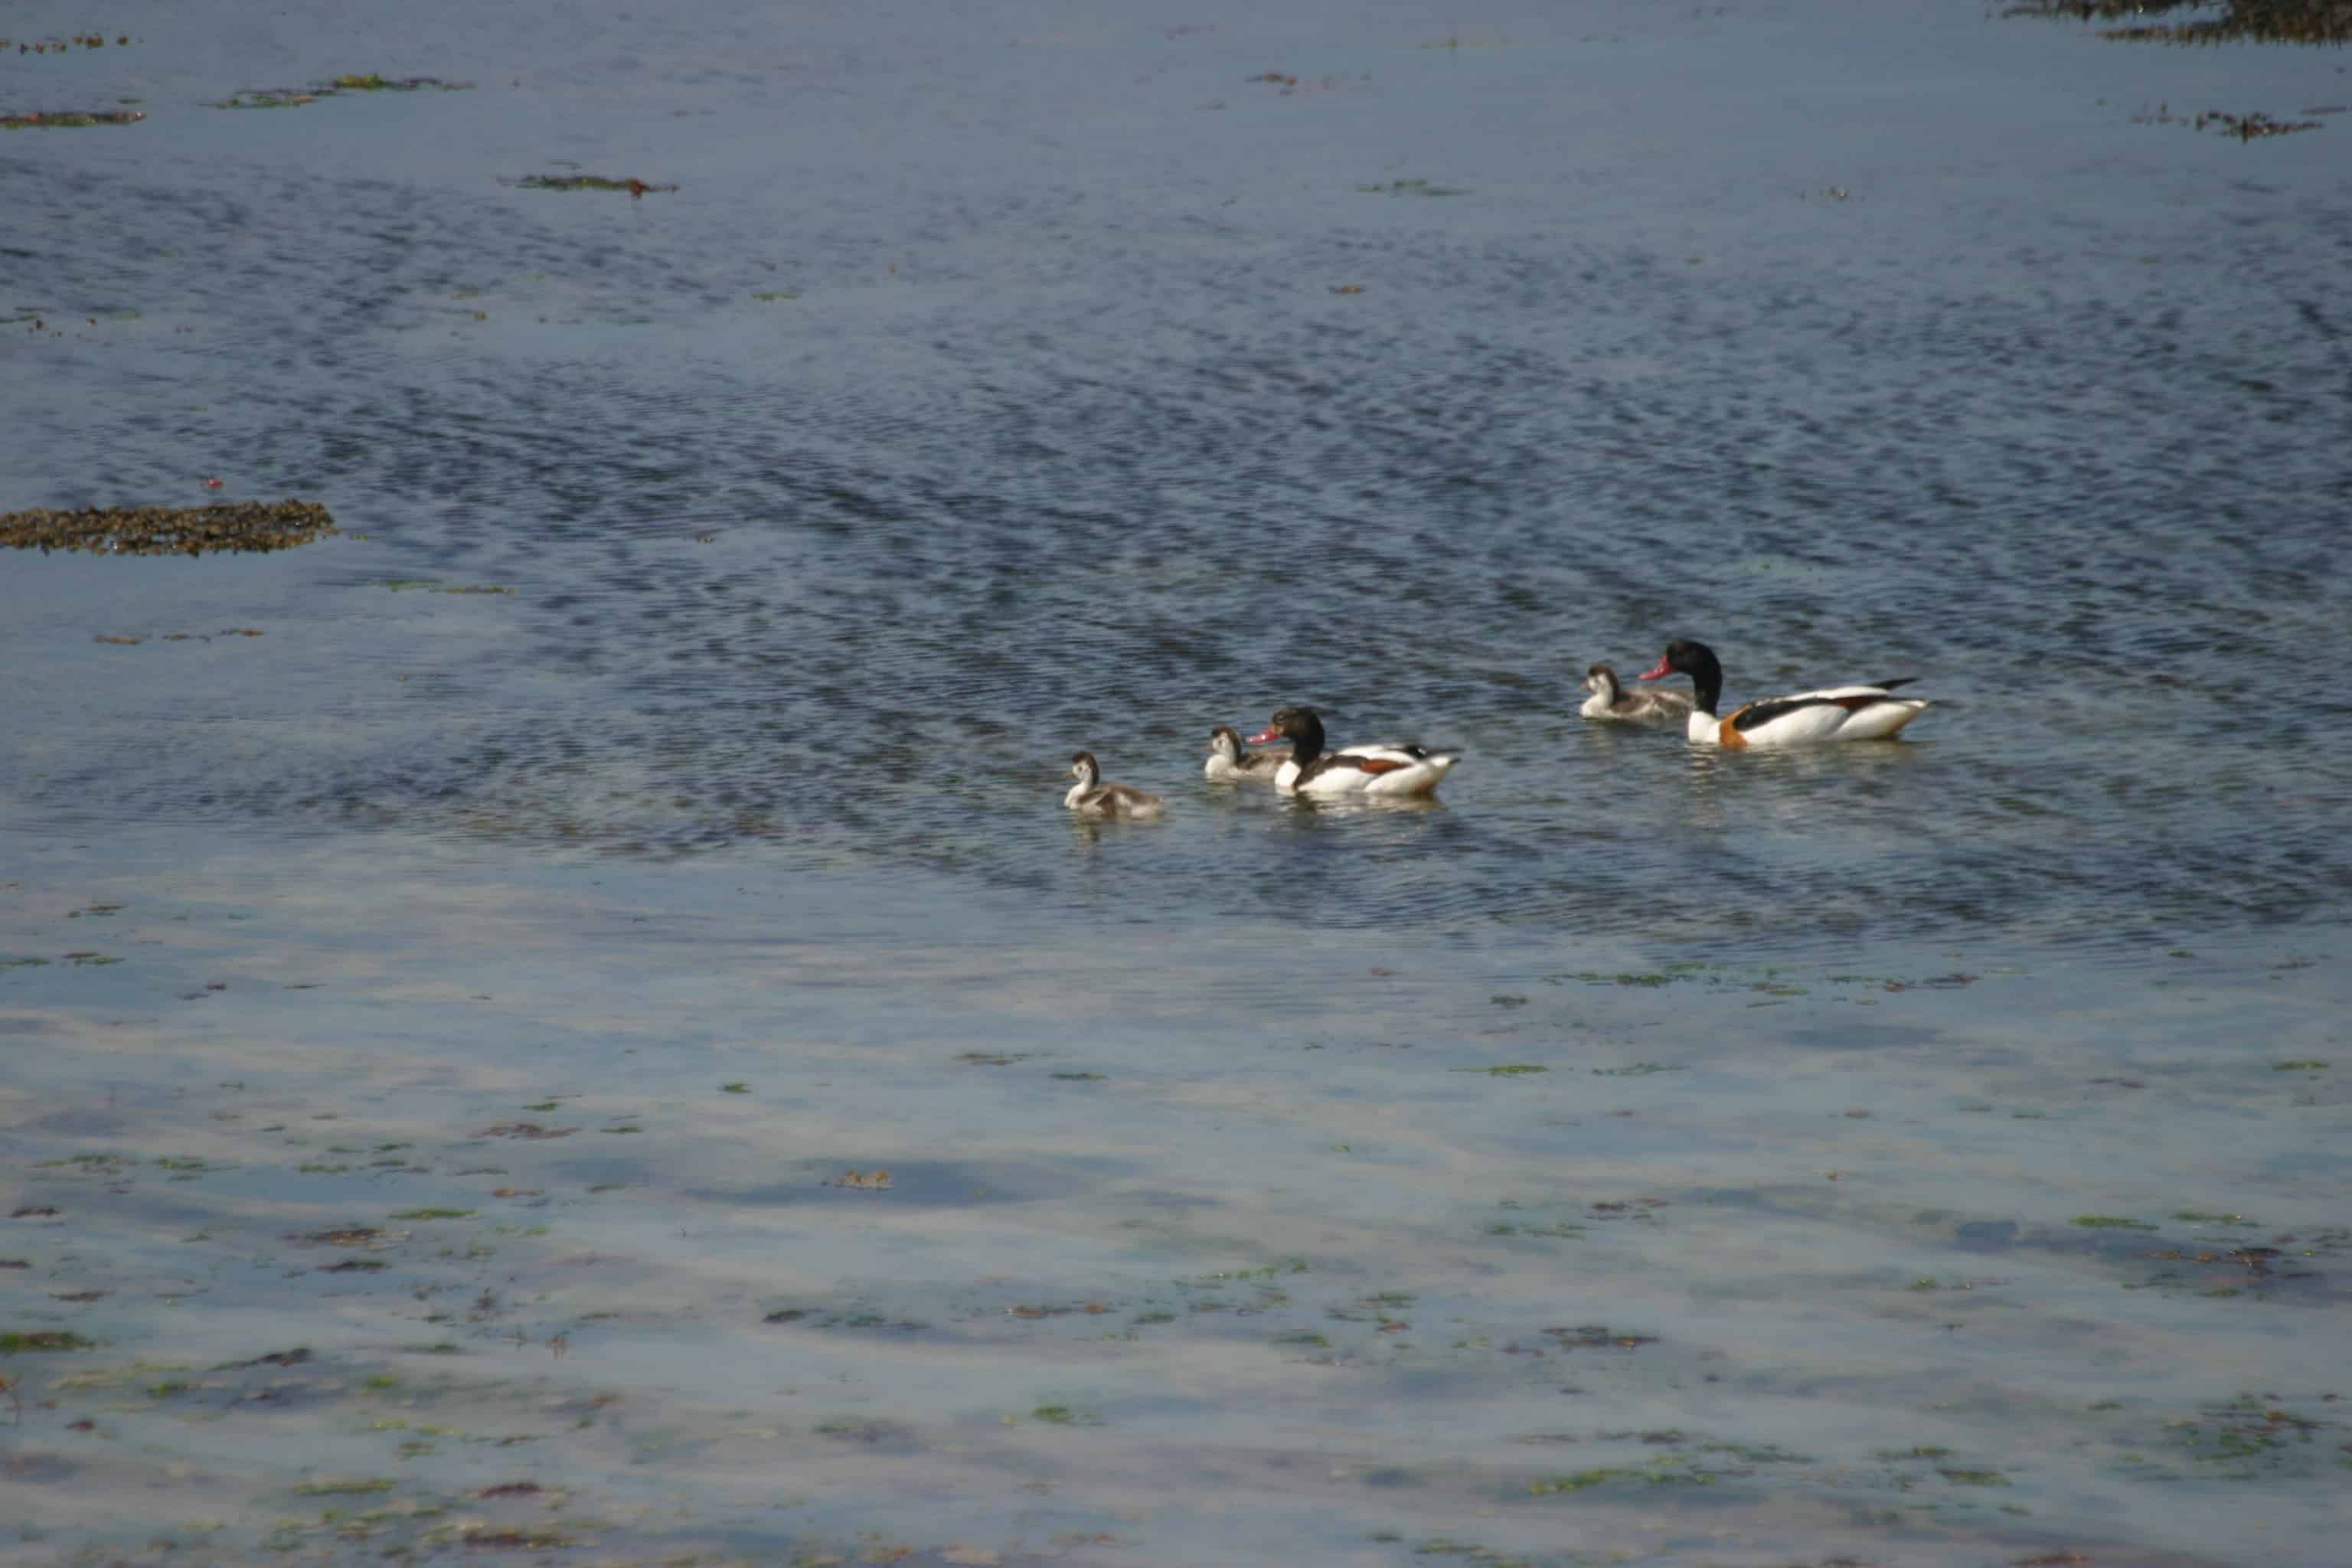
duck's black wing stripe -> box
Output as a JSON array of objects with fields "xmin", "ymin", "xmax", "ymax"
[{"xmin": 1730, "ymin": 695, "xmax": 1840, "ymax": 731}]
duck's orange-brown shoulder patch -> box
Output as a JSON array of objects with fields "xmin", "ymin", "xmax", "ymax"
[
  {"xmin": 1352, "ymin": 756, "xmax": 1410, "ymax": 775},
  {"xmin": 1718, "ymin": 707, "xmax": 1753, "ymax": 750}
]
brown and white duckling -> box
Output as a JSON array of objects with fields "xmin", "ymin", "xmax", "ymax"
[
  {"xmin": 1064, "ymin": 751, "xmax": 1165, "ymax": 818},
  {"xmin": 1580, "ymin": 662, "xmax": 1695, "ymax": 722},
  {"xmin": 1638, "ymin": 638, "xmax": 1929, "ymax": 749},
  {"xmin": 1245, "ymin": 707, "xmax": 1458, "ymax": 799},
  {"xmin": 1204, "ymin": 724, "xmax": 1289, "ymax": 782}
]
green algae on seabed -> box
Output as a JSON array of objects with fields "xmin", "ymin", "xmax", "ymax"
[
  {"xmin": 1, "ymin": 500, "xmax": 336, "ymax": 556},
  {"xmin": 209, "ymin": 76, "xmax": 474, "ymax": 110},
  {"xmin": 1526, "ymin": 1459, "xmax": 1715, "ymax": 1494},
  {"xmin": 1, "ymin": 109, "xmax": 145, "ymax": 129},
  {"xmin": 1568, "ymin": 969, "xmax": 1691, "ymax": 987},
  {"xmin": 1029, "ymin": 1403, "xmax": 1102, "ymax": 1425},
  {"xmin": 1544, "ymin": 1325, "xmax": 1658, "ymax": 1349},
  {"xmin": 290, "ymin": 1477, "xmax": 398, "ymax": 1496},
  {"xmin": 2004, "ymin": 0, "xmax": 2352, "ymax": 44},
  {"xmin": 2163, "ymin": 1393, "xmax": 2348, "ymax": 1478},
  {"xmin": 2, "ymin": 1331, "xmax": 95, "ymax": 1353},
  {"xmin": 1483, "ymin": 1220, "xmax": 1586, "ymax": 1237}
]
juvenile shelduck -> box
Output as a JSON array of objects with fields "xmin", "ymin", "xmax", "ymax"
[
  {"xmin": 1246, "ymin": 707, "xmax": 1458, "ymax": 799},
  {"xmin": 1064, "ymin": 751, "xmax": 1165, "ymax": 818},
  {"xmin": 1580, "ymin": 662, "xmax": 1695, "ymax": 722},
  {"xmin": 1638, "ymin": 639, "xmax": 1927, "ymax": 749},
  {"xmin": 1204, "ymin": 724, "xmax": 1289, "ymax": 782}
]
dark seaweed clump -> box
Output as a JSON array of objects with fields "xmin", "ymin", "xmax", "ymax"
[
  {"xmin": 2133, "ymin": 103, "xmax": 2329, "ymax": 137},
  {"xmin": 0, "ymin": 500, "xmax": 338, "ymax": 556},
  {"xmin": 2, "ymin": 109, "xmax": 145, "ymax": 129},
  {"xmin": 2005, "ymin": 0, "xmax": 2352, "ymax": 44},
  {"xmin": 4, "ymin": 34, "xmax": 131, "ymax": 54},
  {"xmin": 506, "ymin": 175, "xmax": 679, "ymax": 198},
  {"xmin": 210, "ymin": 75, "xmax": 472, "ymax": 110},
  {"xmin": 2199, "ymin": 109, "xmax": 2326, "ymax": 138}
]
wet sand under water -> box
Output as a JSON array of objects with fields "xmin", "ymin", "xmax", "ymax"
[
  {"xmin": 2, "ymin": 833, "xmax": 2347, "ymax": 1566},
  {"xmin": 5, "ymin": 0, "xmax": 2352, "ymax": 1563}
]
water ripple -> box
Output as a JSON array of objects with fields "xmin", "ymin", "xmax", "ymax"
[{"xmin": 5, "ymin": 122, "xmax": 2347, "ymax": 962}]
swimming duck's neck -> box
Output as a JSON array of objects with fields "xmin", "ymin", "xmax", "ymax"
[
  {"xmin": 1289, "ymin": 715, "xmax": 1326, "ymax": 763},
  {"xmin": 1687, "ymin": 668, "xmax": 1722, "ymax": 717}
]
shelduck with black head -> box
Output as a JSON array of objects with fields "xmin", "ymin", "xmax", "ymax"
[
  {"xmin": 1637, "ymin": 639, "xmax": 1927, "ymax": 749},
  {"xmin": 1245, "ymin": 707, "xmax": 1458, "ymax": 798}
]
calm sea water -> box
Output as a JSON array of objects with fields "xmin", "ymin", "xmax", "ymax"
[{"xmin": 4, "ymin": 2, "xmax": 2349, "ymax": 1564}]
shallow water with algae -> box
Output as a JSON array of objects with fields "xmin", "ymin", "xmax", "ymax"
[{"xmin": 3, "ymin": 2, "xmax": 2349, "ymax": 1565}]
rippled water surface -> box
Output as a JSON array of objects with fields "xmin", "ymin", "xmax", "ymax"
[{"xmin": 4, "ymin": 2, "xmax": 2350, "ymax": 1564}]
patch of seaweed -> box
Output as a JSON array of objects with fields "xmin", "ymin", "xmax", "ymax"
[
  {"xmin": 2197, "ymin": 109, "xmax": 2324, "ymax": 140},
  {"xmin": 210, "ymin": 76, "xmax": 473, "ymax": 110},
  {"xmin": 1, "ymin": 109, "xmax": 145, "ymax": 129},
  {"xmin": 2004, "ymin": 0, "xmax": 2352, "ymax": 45},
  {"xmin": 5, "ymin": 35, "xmax": 132, "ymax": 54},
  {"xmin": 1, "ymin": 500, "xmax": 337, "ymax": 557},
  {"xmin": 2131, "ymin": 102, "xmax": 2327, "ymax": 139},
  {"xmin": 505, "ymin": 174, "xmax": 679, "ymax": 198}
]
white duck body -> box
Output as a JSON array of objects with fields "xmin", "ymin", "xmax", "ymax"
[
  {"xmin": 1639, "ymin": 639, "xmax": 1927, "ymax": 750},
  {"xmin": 1248, "ymin": 707, "xmax": 1458, "ymax": 799},
  {"xmin": 1064, "ymin": 751, "xmax": 1165, "ymax": 818},
  {"xmin": 1204, "ymin": 724, "xmax": 1289, "ymax": 782},
  {"xmin": 1580, "ymin": 662, "xmax": 1694, "ymax": 722}
]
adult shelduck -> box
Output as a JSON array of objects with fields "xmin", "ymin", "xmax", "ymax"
[
  {"xmin": 1246, "ymin": 707, "xmax": 1458, "ymax": 798},
  {"xmin": 1580, "ymin": 662, "xmax": 1694, "ymax": 723},
  {"xmin": 1064, "ymin": 751, "xmax": 1165, "ymax": 818},
  {"xmin": 1637, "ymin": 639, "xmax": 1927, "ymax": 748},
  {"xmin": 1204, "ymin": 724, "xmax": 1288, "ymax": 782}
]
